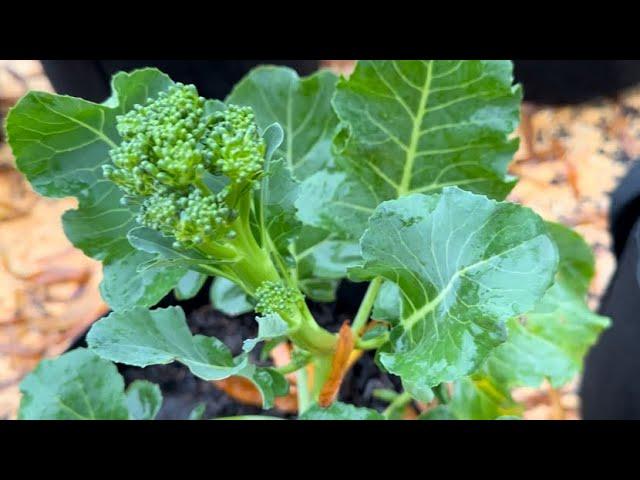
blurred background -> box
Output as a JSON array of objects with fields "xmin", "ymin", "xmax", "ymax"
[{"xmin": 2, "ymin": 60, "xmax": 640, "ymax": 420}]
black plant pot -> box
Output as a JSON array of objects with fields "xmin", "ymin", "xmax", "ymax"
[
  {"xmin": 40, "ymin": 60, "xmax": 320, "ymax": 103},
  {"xmin": 513, "ymin": 60, "xmax": 640, "ymax": 105},
  {"xmin": 581, "ymin": 161, "xmax": 640, "ymax": 419}
]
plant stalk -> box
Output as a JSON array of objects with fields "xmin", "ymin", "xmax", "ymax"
[{"xmin": 351, "ymin": 276, "xmax": 383, "ymax": 337}]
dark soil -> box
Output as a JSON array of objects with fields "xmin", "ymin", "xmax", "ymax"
[{"xmin": 111, "ymin": 280, "xmax": 402, "ymax": 420}]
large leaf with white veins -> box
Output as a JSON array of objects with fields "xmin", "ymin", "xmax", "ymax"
[
  {"xmin": 226, "ymin": 66, "xmax": 339, "ymax": 181},
  {"xmin": 351, "ymin": 187, "xmax": 558, "ymax": 392},
  {"xmin": 227, "ymin": 66, "xmax": 355, "ymax": 299},
  {"xmin": 481, "ymin": 222, "xmax": 610, "ymax": 389},
  {"xmin": 6, "ymin": 68, "xmax": 187, "ymax": 310},
  {"xmin": 297, "ymin": 60, "xmax": 521, "ymax": 240}
]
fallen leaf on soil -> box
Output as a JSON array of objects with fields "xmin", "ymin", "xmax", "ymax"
[{"xmin": 214, "ymin": 376, "xmax": 298, "ymax": 414}]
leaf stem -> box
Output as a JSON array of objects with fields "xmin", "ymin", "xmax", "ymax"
[
  {"xmin": 382, "ymin": 391, "xmax": 413, "ymax": 419},
  {"xmin": 274, "ymin": 352, "xmax": 312, "ymax": 375},
  {"xmin": 355, "ymin": 333, "xmax": 389, "ymax": 351},
  {"xmin": 351, "ymin": 277, "xmax": 383, "ymax": 337},
  {"xmin": 297, "ymin": 366, "xmax": 311, "ymax": 414}
]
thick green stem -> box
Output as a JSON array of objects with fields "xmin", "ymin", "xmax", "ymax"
[
  {"xmin": 352, "ymin": 277, "xmax": 383, "ymax": 337},
  {"xmin": 311, "ymin": 354, "xmax": 334, "ymax": 401},
  {"xmin": 200, "ymin": 212, "xmax": 336, "ymax": 355},
  {"xmin": 297, "ymin": 366, "xmax": 311, "ymax": 414}
]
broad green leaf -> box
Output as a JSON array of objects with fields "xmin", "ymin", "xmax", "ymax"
[
  {"xmin": 87, "ymin": 306, "xmax": 287, "ymax": 408},
  {"xmin": 293, "ymin": 226, "xmax": 361, "ymax": 302},
  {"xmin": 300, "ymin": 402, "xmax": 385, "ymax": 420},
  {"xmin": 19, "ymin": 349, "xmax": 128, "ymax": 420},
  {"xmin": 209, "ymin": 277, "xmax": 254, "ymax": 316},
  {"xmin": 243, "ymin": 313, "xmax": 289, "ymax": 352},
  {"xmin": 351, "ymin": 187, "xmax": 558, "ymax": 392},
  {"xmin": 449, "ymin": 377, "xmax": 522, "ymax": 420},
  {"xmin": 481, "ymin": 222, "xmax": 610, "ymax": 389},
  {"xmin": 126, "ymin": 380, "xmax": 163, "ymax": 420},
  {"xmin": 6, "ymin": 68, "xmax": 186, "ymax": 310},
  {"xmin": 546, "ymin": 221, "xmax": 594, "ymax": 296},
  {"xmin": 293, "ymin": 226, "xmax": 341, "ymax": 302},
  {"xmin": 174, "ymin": 271, "xmax": 208, "ymax": 301},
  {"xmin": 100, "ymin": 250, "xmax": 187, "ymax": 311},
  {"xmin": 298, "ymin": 60, "xmax": 521, "ymax": 240},
  {"xmin": 228, "ymin": 67, "xmax": 354, "ymax": 296},
  {"xmin": 227, "ymin": 66, "xmax": 339, "ymax": 181}
]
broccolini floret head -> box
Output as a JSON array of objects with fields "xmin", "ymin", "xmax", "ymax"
[
  {"xmin": 102, "ymin": 82, "xmax": 266, "ymax": 249},
  {"xmin": 255, "ymin": 281, "xmax": 304, "ymax": 316}
]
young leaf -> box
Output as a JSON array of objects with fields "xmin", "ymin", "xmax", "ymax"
[
  {"xmin": 126, "ymin": 380, "xmax": 163, "ymax": 420},
  {"xmin": 481, "ymin": 223, "xmax": 610, "ymax": 389},
  {"xmin": 297, "ymin": 60, "xmax": 521, "ymax": 241},
  {"xmin": 174, "ymin": 271, "xmax": 208, "ymax": 301},
  {"xmin": 6, "ymin": 68, "xmax": 186, "ymax": 310},
  {"xmin": 299, "ymin": 402, "xmax": 385, "ymax": 420},
  {"xmin": 86, "ymin": 306, "xmax": 287, "ymax": 408},
  {"xmin": 226, "ymin": 66, "xmax": 339, "ymax": 181},
  {"xmin": 351, "ymin": 187, "xmax": 558, "ymax": 393},
  {"xmin": 243, "ymin": 313, "xmax": 289, "ymax": 352},
  {"xmin": 210, "ymin": 277, "xmax": 254, "ymax": 316},
  {"xmin": 19, "ymin": 349, "xmax": 129, "ymax": 420}
]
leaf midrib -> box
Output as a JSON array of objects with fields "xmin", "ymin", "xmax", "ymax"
[
  {"xmin": 398, "ymin": 61, "xmax": 434, "ymax": 197},
  {"xmin": 401, "ymin": 235, "xmax": 543, "ymax": 330}
]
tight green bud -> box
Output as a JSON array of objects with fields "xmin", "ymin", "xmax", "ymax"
[{"xmin": 255, "ymin": 281, "xmax": 304, "ymax": 316}]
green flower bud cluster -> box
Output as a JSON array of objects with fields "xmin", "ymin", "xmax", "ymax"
[
  {"xmin": 255, "ymin": 281, "xmax": 304, "ymax": 316},
  {"xmin": 137, "ymin": 188, "xmax": 235, "ymax": 249},
  {"xmin": 102, "ymin": 82, "xmax": 267, "ymax": 250},
  {"xmin": 104, "ymin": 83, "xmax": 210, "ymax": 195},
  {"xmin": 205, "ymin": 105, "xmax": 265, "ymax": 184}
]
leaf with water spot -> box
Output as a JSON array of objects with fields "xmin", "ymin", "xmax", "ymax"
[{"xmin": 351, "ymin": 187, "xmax": 558, "ymax": 392}]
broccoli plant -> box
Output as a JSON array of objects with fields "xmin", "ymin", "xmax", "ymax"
[{"xmin": 6, "ymin": 60, "xmax": 610, "ymax": 420}]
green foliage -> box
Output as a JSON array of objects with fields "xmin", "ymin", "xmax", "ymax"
[
  {"xmin": 126, "ymin": 380, "xmax": 163, "ymax": 420},
  {"xmin": 19, "ymin": 349, "xmax": 129, "ymax": 420},
  {"xmin": 300, "ymin": 402, "xmax": 385, "ymax": 420},
  {"xmin": 86, "ymin": 306, "xmax": 287, "ymax": 409},
  {"xmin": 10, "ymin": 60, "xmax": 609, "ymax": 421},
  {"xmin": 351, "ymin": 188, "xmax": 558, "ymax": 393}
]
